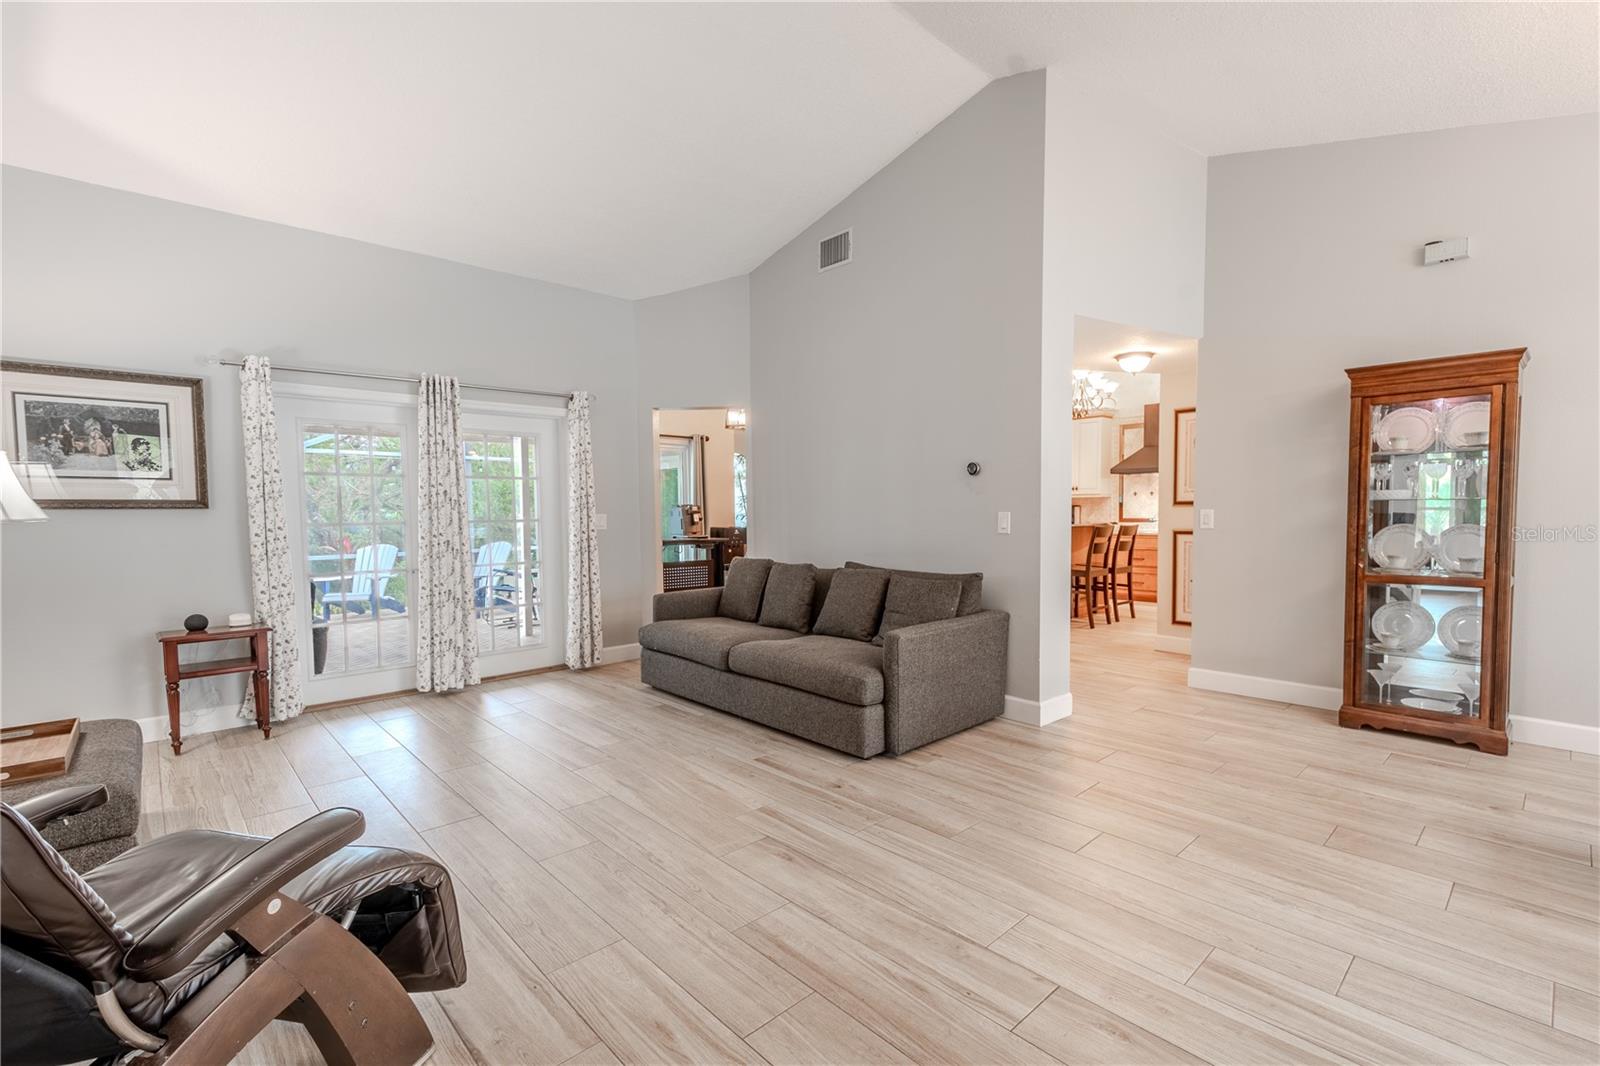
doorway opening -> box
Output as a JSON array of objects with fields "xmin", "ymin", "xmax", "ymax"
[
  {"xmin": 1069, "ymin": 316, "xmax": 1197, "ymax": 674},
  {"xmin": 653, "ymin": 407, "xmax": 748, "ymax": 593}
]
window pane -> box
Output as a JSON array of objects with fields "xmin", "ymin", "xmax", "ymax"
[{"xmin": 376, "ymin": 477, "xmax": 405, "ymax": 522}]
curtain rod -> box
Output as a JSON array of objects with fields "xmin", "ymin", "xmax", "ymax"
[{"xmin": 207, "ymin": 358, "xmax": 573, "ymax": 402}]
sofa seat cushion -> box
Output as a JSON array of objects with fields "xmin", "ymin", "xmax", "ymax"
[
  {"xmin": 728, "ymin": 635, "xmax": 885, "ymax": 706},
  {"xmin": 639, "ymin": 617, "xmax": 799, "ymax": 670}
]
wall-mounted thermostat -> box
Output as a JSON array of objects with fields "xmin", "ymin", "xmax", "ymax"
[{"xmin": 1423, "ymin": 237, "xmax": 1470, "ymax": 265}]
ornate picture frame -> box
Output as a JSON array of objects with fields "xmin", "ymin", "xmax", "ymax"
[
  {"xmin": 1, "ymin": 360, "xmax": 208, "ymax": 508},
  {"xmin": 1173, "ymin": 406, "xmax": 1197, "ymax": 505},
  {"xmin": 1172, "ymin": 528, "xmax": 1194, "ymax": 626}
]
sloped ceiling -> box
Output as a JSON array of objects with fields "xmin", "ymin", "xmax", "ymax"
[{"xmin": 4, "ymin": 3, "xmax": 1594, "ymax": 299}]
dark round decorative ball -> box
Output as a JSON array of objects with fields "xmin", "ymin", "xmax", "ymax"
[
  {"xmin": 966, "ymin": 461, "xmax": 982, "ymax": 476},
  {"xmin": 184, "ymin": 613, "xmax": 209, "ymax": 633}
]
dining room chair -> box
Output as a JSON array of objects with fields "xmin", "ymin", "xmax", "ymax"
[
  {"xmin": 1072, "ymin": 523, "xmax": 1116, "ymax": 628},
  {"xmin": 1109, "ymin": 522, "xmax": 1141, "ymax": 622}
]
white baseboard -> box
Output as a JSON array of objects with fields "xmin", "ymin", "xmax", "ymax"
[
  {"xmin": 1003, "ymin": 692, "xmax": 1073, "ymax": 727},
  {"xmin": 603, "ymin": 642, "xmax": 642, "ymax": 662},
  {"xmin": 1186, "ymin": 667, "xmax": 1342, "ymax": 711},
  {"xmin": 1187, "ymin": 669, "xmax": 1598, "ymax": 754},
  {"xmin": 1153, "ymin": 635, "xmax": 1192, "ymax": 656},
  {"xmin": 134, "ymin": 702, "xmax": 248, "ymax": 745},
  {"xmin": 1509, "ymin": 715, "xmax": 1600, "ymax": 755}
]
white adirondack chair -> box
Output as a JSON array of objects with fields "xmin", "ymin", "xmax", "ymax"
[{"xmin": 319, "ymin": 543, "xmax": 401, "ymax": 620}]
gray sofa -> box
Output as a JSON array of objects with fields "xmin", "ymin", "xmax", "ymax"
[{"xmin": 639, "ymin": 560, "xmax": 1009, "ymax": 757}]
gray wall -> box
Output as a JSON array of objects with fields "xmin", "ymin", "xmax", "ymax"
[
  {"xmin": 750, "ymin": 73, "xmax": 1047, "ymax": 700},
  {"xmin": 0, "ymin": 166, "xmax": 644, "ymax": 724},
  {"xmin": 1194, "ymin": 114, "xmax": 1599, "ymax": 733}
]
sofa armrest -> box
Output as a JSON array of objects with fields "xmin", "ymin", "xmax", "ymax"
[
  {"xmin": 652, "ymin": 587, "xmax": 723, "ymax": 621},
  {"xmin": 882, "ymin": 610, "xmax": 1008, "ymax": 755},
  {"xmin": 9, "ymin": 784, "xmax": 109, "ymax": 830}
]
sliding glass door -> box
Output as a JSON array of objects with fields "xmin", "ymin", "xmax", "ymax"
[{"xmin": 279, "ymin": 388, "xmax": 564, "ymax": 702}]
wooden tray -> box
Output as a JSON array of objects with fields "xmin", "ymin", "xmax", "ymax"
[{"xmin": 1, "ymin": 717, "xmax": 81, "ymax": 783}]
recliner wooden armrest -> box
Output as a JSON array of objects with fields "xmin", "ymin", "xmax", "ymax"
[
  {"xmin": 122, "ymin": 807, "xmax": 365, "ymax": 982},
  {"xmin": 10, "ymin": 784, "xmax": 109, "ymax": 829}
]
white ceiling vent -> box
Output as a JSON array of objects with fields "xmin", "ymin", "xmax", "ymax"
[{"xmin": 818, "ymin": 229, "xmax": 852, "ymax": 272}]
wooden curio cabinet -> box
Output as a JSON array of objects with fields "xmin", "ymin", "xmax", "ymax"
[{"xmin": 1341, "ymin": 348, "xmax": 1527, "ymax": 755}]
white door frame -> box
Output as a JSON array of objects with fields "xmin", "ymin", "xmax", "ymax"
[
  {"xmin": 460, "ymin": 399, "xmax": 568, "ymax": 675},
  {"xmin": 276, "ymin": 386, "xmax": 420, "ymax": 704}
]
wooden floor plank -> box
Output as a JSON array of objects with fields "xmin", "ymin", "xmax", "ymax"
[
  {"xmin": 738, "ymin": 905, "xmax": 1060, "ymax": 1065},
  {"xmin": 549, "ymin": 941, "xmax": 766, "ymax": 1065},
  {"xmin": 745, "ymin": 993, "xmax": 913, "ymax": 1065}
]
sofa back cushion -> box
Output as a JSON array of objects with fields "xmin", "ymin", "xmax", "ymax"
[
  {"xmin": 718, "ymin": 557, "xmax": 772, "ymax": 622},
  {"xmin": 759, "ymin": 563, "xmax": 817, "ymax": 633},
  {"xmin": 809, "ymin": 568, "xmax": 837, "ymax": 629},
  {"xmin": 812, "ymin": 567, "xmax": 890, "ymax": 642},
  {"xmin": 844, "ymin": 562, "xmax": 983, "ymax": 615},
  {"xmin": 873, "ymin": 574, "xmax": 961, "ymax": 645}
]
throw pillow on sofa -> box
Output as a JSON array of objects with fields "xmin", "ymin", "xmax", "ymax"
[
  {"xmin": 813, "ymin": 567, "xmax": 891, "ymax": 641},
  {"xmin": 873, "ymin": 574, "xmax": 961, "ymax": 645},
  {"xmin": 718, "ymin": 557, "xmax": 773, "ymax": 621},
  {"xmin": 759, "ymin": 562, "xmax": 817, "ymax": 633},
  {"xmin": 845, "ymin": 561, "xmax": 983, "ymax": 615}
]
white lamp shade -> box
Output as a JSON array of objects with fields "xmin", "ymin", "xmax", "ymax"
[
  {"xmin": 0, "ymin": 453, "xmax": 49, "ymax": 522},
  {"xmin": 725, "ymin": 408, "xmax": 748, "ymax": 430},
  {"xmin": 1114, "ymin": 351, "xmax": 1155, "ymax": 374}
]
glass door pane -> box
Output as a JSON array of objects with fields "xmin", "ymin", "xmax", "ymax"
[
  {"xmin": 463, "ymin": 429, "xmax": 545, "ymax": 656},
  {"xmin": 1361, "ymin": 582, "xmax": 1484, "ymax": 720},
  {"xmin": 1366, "ymin": 393, "xmax": 1491, "ymax": 577},
  {"xmin": 301, "ymin": 423, "xmax": 412, "ymax": 677}
]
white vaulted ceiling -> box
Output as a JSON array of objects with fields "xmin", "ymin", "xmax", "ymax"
[{"xmin": 4, "ymin": 3, "xmax": 1594, "ymax": 299}]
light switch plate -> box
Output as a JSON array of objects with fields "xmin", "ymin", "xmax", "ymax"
[
  {"xmin": 997, "ymin": 511, "xmax": 1011, "ymax": 534},
  {"xmin": 596, "ymin": 513, "xmax": 608, "ymax": 530},
  {"xmin": 1198, "ymin": 508, "xmax": 1214, "ymax": 530}
]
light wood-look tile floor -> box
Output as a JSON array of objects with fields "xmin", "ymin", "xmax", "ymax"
[{"xmin": 139, "ymin": 614, "xmax": 1600, "ymax": 1064}]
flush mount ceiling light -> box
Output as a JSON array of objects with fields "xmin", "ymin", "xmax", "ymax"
[
  {"xmin": 1071, "ymin": 369, "xmax": 1120, "ymax": 417},
  {"xmin": 725, "ymin": 408, "xmax": 748, "ymax": 431},
  {"xmin": 1114, "ymin": 351, "xmax": 1155, "ymax": 374}
]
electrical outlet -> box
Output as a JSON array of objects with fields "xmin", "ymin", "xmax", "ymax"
[
  {"xmin": 595, "ymin": 513, "xmax": 608, "ymax": 531},
  {"xmin": 997, "ymin": 511, "xmax": 1011, "ymax": 535},
  {"xmin": 1199, "ymin": 508, "xmax": 1215, "ymax": 530}
]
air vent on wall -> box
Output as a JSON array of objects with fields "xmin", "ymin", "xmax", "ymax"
[{"xmin": 819, "ymin": 229, "xmax": 852, "ymax": 272}]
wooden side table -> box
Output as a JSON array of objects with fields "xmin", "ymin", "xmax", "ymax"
[{"xmin": 157, "ymin": 624, "xmax": 273, "ymax": 755}]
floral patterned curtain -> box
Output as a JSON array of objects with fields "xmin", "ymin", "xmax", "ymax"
[
  {"xmin": 239, "ymin": 355, "xmax": 304, "ymax": 722},
  {"xmin": 415, "ymin": 374, "xmax": 480, "ymax": 691},
  {"xmin": 566, "ymin": 391, "xmax": 603, "ymax": 669}
]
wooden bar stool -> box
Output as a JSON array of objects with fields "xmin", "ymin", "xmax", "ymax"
[
  {"xmin": 1109, "ymin": 522, "xmax": 1141, "ymax": 621},
  {"xmin": 1072, "ymin": 523, "xmax": 1116, "ymax": 628}
]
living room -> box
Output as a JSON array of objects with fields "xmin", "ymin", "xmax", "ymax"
[{"xmin": 1, "ymin": 4, "xmax": 1596, "ymax": 1065}]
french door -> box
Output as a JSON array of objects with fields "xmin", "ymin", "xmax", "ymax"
[{"xmin": 277, "ymin": 387, "xmax": 565, "ymax": 703}]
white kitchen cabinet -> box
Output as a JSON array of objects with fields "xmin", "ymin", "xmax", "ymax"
[{"xmin": 1070, "ymin": 417, "xmax": 1118, "ymax": 497}]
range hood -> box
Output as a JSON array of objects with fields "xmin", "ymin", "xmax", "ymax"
[{"xmin": 1109, "ymin": 403, "xmax": 1160, "ymax": 475}]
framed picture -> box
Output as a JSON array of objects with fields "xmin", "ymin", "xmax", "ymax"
[
  {"xmin": 1172, "ymin": 528, "xmax": 1194, "ymax": 626},
  {"xmin": 1, "ymin": 360, "xmax": 208, "ymax": 508},
  {"xmin": 1117, "ymin": 419, "xmax": 1158, "ymax": 522},
  {"xmin": 1173, "ymin": 406, "xmax": 1197, "ymax": 505}
]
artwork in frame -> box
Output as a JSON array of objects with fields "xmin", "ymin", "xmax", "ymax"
[
  {"xmin": 1173, "ymin": 406, "xmax": 1197, "ymax": 505},
  {"xmin": 1117, "ymin": 420, "xmax": 1158, "ymax": 522},
  {"xmin": 1172, "ymin": 528, "xmax": 1194, "ymax": 626},
  {"xmin": 1, "ymin": 360, "xmax": 208, "ymax": 508}
]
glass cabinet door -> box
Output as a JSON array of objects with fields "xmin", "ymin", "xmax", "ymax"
[
  {"xmin": 1365, "ymin": 393, "xmax": 1492, "ymax": 577},
  {"xmin": 1361, "ymin": 582, "xmax": 1484, "ymax": 719},
  {"xmin": 1358, "ymin": 391, "xmax": 1493, "ymax": 723}
]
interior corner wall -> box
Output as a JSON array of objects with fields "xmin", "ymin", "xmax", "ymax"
[
  {"xmin": 1195, "ymin": 114, "xmax": 1600, "ymax": 743},
  {"xmin": 1041, "ymin": 68, "xmax": 1208, "ymax": 700},
  {"xmin": 0, "ymin": 165, "xmax": 644, "ymax": 725},
  {"xmin": 750, "ymin": 72, "xmax": 1048, "ymax": 701}
]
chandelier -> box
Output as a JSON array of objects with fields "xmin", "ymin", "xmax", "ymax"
[{"xmin": 1072, "ymin": 370, "xmax": 1120, "ymax": 417}]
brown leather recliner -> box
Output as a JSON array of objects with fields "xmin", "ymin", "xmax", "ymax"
[{"xmin": 1, "ymin": 784, "xmax": 466, "ymax": 1066}]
